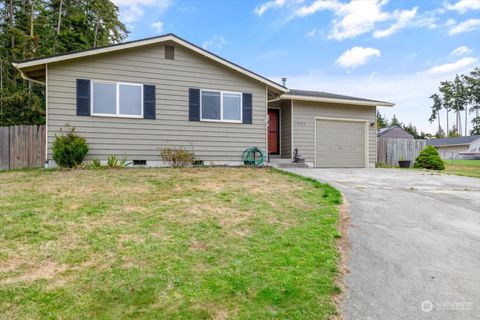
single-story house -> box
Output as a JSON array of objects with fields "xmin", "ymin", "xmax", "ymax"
[
  {"xmin": 13, "ymin": 34, "xmax": 394, "ymax": 168},
  {"xmin": 377, "ymin": 126, "xmax": 413, "ymax": 139},
  {"xmin": 427, "ymin": 135, "xmax": 480, "ymax": 159}
]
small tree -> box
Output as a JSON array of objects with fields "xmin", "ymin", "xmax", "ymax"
[
  {"xmin": 414, "ymin": 146, "xmax": 445, "ymax": 170},
  {"xmin": 434, "ymin": 127, "xmax": 446, "ymax": 138},
  {"xmin": 390, "ymin": 114, "xmax": 402, "ymax": 127},
  {"xmin": 471, "ymin": 117, "xmax": 480, "ymax": 135},
  {"xmin": 403, "ymin": 123, "xmax": 419, "ymax": 138},
  {"xmin": 52, "ymin": 128, "xmax": 89, "ymax": 168},
  {"xmin": 376, "ymin": 111, "xmax": 388, "ymax": 129},
  {"xmin": 448, "ymin": 125, "xmax": 461, "ymax": 137}
]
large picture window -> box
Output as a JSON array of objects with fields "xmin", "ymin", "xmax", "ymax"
[
  {"xmin": 92, "ymin": 81, "xmax": 143, "ymax": 117},
  {"xmin": 200, "ymin": 90, "xmax": 242, "ymax": 122}
]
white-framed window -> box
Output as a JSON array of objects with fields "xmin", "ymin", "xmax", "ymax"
[
  {"xmin": 91, "ymin": 80, "xmax": 143, "ymax": 118},
  {"xmin": 200, "ymin": 90, "xmax": 242, "ymax": 122}
]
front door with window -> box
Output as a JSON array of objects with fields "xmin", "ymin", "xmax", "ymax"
[{"xmin": 268, "ymin": 109, "xmax": 280, "ymax": 155}]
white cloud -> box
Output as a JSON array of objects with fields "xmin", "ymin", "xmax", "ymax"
[
  {"xmin": 451, "ymin": 46, "xmax": 472, "ymax": 56},
  {"xmin": 293, "ymin": 0, "xmax": 418, "ymax": 40},
  {"xmin": 373, "ymin": 7, "xmax": 418, "ymax": 38},
  {"xmin": 422, "ymin": 57, "xmax": 477, "ymax": 75},
  {"xmin": 254, "ymin": 0, "xmax": 286, "ymax": 16},
  {"xmin": 150, "ymin": 21, "xmax": 164, "ymax": 33},
  {"xmin": 112, "ymin": 0, "xmax": 172, "ymax": 23},
  {"xmin": 335, "ymin": 47, "xmax": 381, "ymax": 69},
  {"xmin": 202, "ymin": 35, "xmax": 226, "ymax": 51},
  {"xmin": 295, "ymin": 0, "xmax": 339, "ymax": 16},
  {"xmin": 448, "ymin": 18, "xmax": 480, "ymax": 35},
  {"xmin": 446, "ymin": 0, "xmax": 480, "ymax": 14},
  {"xmin": 446, "ymin": 18, "xmax": 456, "ymax": 26}
]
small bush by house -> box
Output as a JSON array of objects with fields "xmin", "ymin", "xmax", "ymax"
[
  {"xmin": 159, "ymin": 147, "xmax": 195, "ymax": 167},
  {"xmin": 414, "ymin": 146, "xmax": 445, "ymax": 170},
  {"xmin": 52, "ymin": 128, "xmax": 89, "ymax": 168}
]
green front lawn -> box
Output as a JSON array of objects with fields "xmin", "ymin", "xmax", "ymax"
[
  {"xmin": 0, "ymin": 167, "xmax": 342, "ymax": 319},
  {"xmin": 443, "ymin": 159, "xmax": 480, "ymax": 178}
]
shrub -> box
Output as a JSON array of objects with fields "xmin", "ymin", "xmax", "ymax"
[
  {"xmin": 77, "ymin": 159, "xmax": 102, "ymax": 169},
  {"xmin": 413, "ymin": 146, "xmax": 445, "ymax": 170},
  {"xmin": 160, "ymin": 147, "xmax": 195, "ymax": 167},
  {"xmin": 52, "ymin": 128, "xmax": 89, "ymax": 168},
  {"xmin": 107, "ymin": 153, "xmax": 132, "ymax": 168}
]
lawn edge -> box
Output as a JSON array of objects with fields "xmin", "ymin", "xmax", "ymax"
[{"xmin": 268, "ymin": 167, "xmax": 350, "ymax": 320}]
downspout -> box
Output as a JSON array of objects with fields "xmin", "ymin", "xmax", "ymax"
[{"xmin": 45, "ymin": 64, "xmax": 49, "ymax": 168}]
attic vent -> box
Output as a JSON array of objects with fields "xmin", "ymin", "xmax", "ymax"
[{"xmin": 165, "ymin": 45, "xmax": 175, "ymax": 60}]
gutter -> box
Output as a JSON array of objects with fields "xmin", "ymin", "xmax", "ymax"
[
  {"xmin": 12, "ymin": 62, "xmax": 45, "ymax": 85},
  {"xmin": 280, "ymin": 94, "xmax": 395, "ymax": 107},
  {"xmin": 429, "ymin": 143, "xmax": 470, "ymax": 147}
]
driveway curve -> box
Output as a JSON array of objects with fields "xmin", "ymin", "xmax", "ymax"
[{"xmin": 285, "ymin": 168, "xmax": 480, "ymax": 320}]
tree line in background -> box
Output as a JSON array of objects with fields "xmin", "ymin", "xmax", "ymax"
[
  {"xmin": 376, "ymin": 112, "xmax": 432, "ymax": 139},
  {"xmin": 429, "ymin": 67, "xmax": 480, "ymax": 137},
  {"xmin": 0, "ymin": 0, "xmax": 128, "ymax": 126}
]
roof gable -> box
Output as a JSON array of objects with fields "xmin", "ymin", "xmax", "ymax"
[
  {"xmin": 377, "ymin": 126, "xmax": 413, "ymax": 138},
  {"xmin": 13, "ymin": 34, "xmax": 287, "ymax": 92}
]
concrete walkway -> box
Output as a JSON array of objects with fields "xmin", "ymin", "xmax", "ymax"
[{"xmin": 284, "ymin": 168, "xmax": 480, "ymax": 320}]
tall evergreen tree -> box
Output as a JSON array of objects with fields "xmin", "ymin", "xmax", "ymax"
[
  {"xmin": 0, "ymin": 0, "xmax": 128, "ymax": 126},
  {"xmin": 429, "ymin": 93, "xmax": 442, "ymax": 133},
  {"xmin": 464, "ymin": 68, "xmax": 480, "ymax": 135}
]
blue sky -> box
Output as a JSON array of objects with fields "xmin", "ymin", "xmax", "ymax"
[{"xmin": 112, "ymin": 0, "xmax": 480, "ymax": 134}]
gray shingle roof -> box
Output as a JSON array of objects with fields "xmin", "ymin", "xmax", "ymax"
[
  {"xmin": 426, "ymin": 135, "xmax": 480, "ymax": 146},
  {"xmin": 377, "ymin": 126, "xmax": 414, "ymax": 138},
  {"xmin": 287, "ymin": 89, "xmax": 391, "ymax": 105}
]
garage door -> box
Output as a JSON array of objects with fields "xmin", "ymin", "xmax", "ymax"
[{"xmin": 315, "ymin": 119, "xmax": 366, "ymax": 168}]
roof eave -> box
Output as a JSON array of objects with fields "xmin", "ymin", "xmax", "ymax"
[
  {"xmin": 13, "ymin": 34, "xmax": 287, "ymax": 93},
  {"xmin": 428, "ymin": 142, "xmax": 471, "ymax": 147},
  {"xmin": 280, "ymin": 94, "xmax": 395, "ymax": 107}
]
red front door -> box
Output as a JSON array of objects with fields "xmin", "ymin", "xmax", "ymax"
[{"xmin": 268, "ymin": 109, "xmax": 279, "ymax": 154}]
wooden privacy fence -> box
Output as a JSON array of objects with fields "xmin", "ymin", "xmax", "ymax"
[
  {"xmin": 0, "ymin": 125, "xmax": 46, "ymax": 170},
  {"xmin": 377, "ymin": 138, "xmax": 426, "ymax": 166}
]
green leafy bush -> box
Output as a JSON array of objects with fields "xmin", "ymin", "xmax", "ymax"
[
  {"xmin": 414, "ymin": 146, "xmax": 445, "ymax": 170},
  {"xmin": 159, "ymin": 147, "xmax": 195, "ymax": 167},
  {"xmin": 52, "ymin": 128, "xmax": 89, "ymax": 168}
]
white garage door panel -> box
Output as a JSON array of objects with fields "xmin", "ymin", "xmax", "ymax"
[{"xmin": 315, "ymin": 119, "xmax": 366, "ymax": 168}]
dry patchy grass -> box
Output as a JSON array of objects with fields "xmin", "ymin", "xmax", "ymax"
[{"xmin": 0, "ymin": 167, "xmax": 342, "ymax": 319}]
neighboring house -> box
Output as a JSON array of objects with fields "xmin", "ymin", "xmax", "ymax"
[
  {"xmin": 13, "ymin": 34, "xmax": 394, "ymax": 168},
  {"xmin": 427, "ymin": 136, "xmax": 480, "ymax": 159},
  {"xmin": 377, "ymin": 126, "xmax": 414, "ymax": 139}
]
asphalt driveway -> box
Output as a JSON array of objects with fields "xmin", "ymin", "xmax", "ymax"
[{"xmin": 284, "ymin": 168, "xmax": 480, "ymax": 320}]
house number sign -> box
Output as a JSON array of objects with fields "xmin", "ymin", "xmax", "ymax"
[{"xmin": 294, "ymin": 121, "xmax": 306, "ymax": 127}]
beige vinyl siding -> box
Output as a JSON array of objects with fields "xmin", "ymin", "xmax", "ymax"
[
  {"xmin": 280, "ymin": 100, "xmax": 292, "ymax": 159},
  {"xmin": 47, "ymin": 41, "xmax": 267, "ymax": 162},
  {"xmin": 292, "ymin": 100, "xmax": 376, "ymax": 166},
  {"xmin": 436, "ymin": 145, "xmax": 469, "ymax": 159}
]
